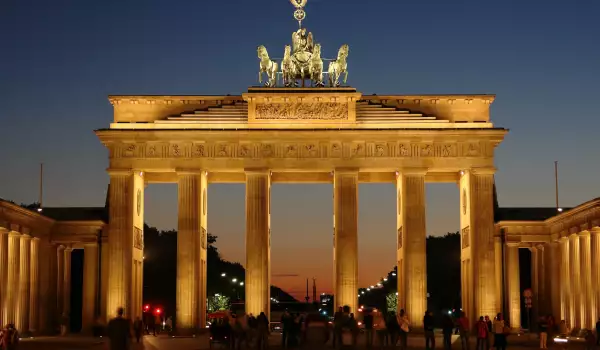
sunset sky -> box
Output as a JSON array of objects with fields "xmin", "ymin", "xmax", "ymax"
[{"xmin": 1, "ymin": 0, "xmax": 599, "ymax": 301}]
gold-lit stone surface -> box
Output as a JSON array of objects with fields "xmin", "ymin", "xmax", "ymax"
[
  {"xmin": 29, "ymin": 237, "xmax": 39, "ymax": 333},
  {"xmin": 579, "ymin": 232, "xmax": 592, "ymax": 328},
  {"xmin": 82, "ymin": 243, "xmax": 98, "ymax": 332},
  {"xmin": 176, "ymin": 171, "xmax": 207, "ymax": 333},
  {"xmin": 56, "ymin": 245, "xmax": 64, "ymax": 319},
  {"xmin": 333, "ymin": 170, "xmax": 358, "ymax": 313},
  {"xmin": 506, "ymin": 243, "xmax": 521, "ymax": 330},
  {"xmin": 4, "ymin": 232, "xmax": 20, "ymax": 326},
  {"xmin": 569, "ymin": 234, "xmax": 581, "ymax": 328},
  {"xmin": 17, "ymin": 234, "xmax": 31, "ymax": 333},
  {"xmin": 63, "ymin": 247, "xmax": 73, "ymax": 321},
  {"xmin": 591, "ymin": 229, "xmax": 600, "ymax": 329},
  {"xmin": 0, "ymin": 228, "xmax": 7, "ymax": 326},
  {"xmin": 397, "ymin": 172, "xmax": 426, "ymax": 324},
  {"xmin": 245, "ymin": 171, "xmax": 271, "ymax": 318}
]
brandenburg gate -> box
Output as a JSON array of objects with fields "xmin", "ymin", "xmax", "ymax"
[{"xmin": 94, "ymin": 0, "xmax": 507, "ymax": 334}]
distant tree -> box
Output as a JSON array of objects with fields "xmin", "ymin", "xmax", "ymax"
[
  {"xmin": 20, "ymin": 202, "xmax": 40, "ymax": 210},
  {"xmin": 386, "ymin": 292, "xmax": 398, "ymax": 313},
  {"xmin": 208, "ymin": 294, "xmax": 231, "ymax": 312}
]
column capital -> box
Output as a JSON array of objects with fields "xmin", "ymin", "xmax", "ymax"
[
  {"xmin": 559, "ymin": 236, "xmax": 569, "ymax": 242},
  {"xmin": 506, "ymin": 242, "xmax": 521, "ymax": 248},
  {"xmin": 176, "ymin": 168, "xmax": 206, "ymax": 176},
  {"xmin": 471, "ymin": 167, "xmax": 496, "ymax": 175},
  {"xmin": 398, "ymin": 168, "xmax": 427, "ymax": 176},
  {"xmin": 334, "ymin": 167, "xmax": 359, "ymax": 175},
  {"xmin": 0, "ymin": 227, "xmax": 8, "ymax": 234},
  {"xmin": 569, "ymin": 233, "xmax": 579, "ymax": 241},
  {"xmin": 64, "ymin": 246, "xmax": 74, "ymax": 252},
  {"xmin": 8, "ymin": 230, "xmax": 21, "ymax": 237},
  {"xmin": 590, "ymin": 227, "xmax": 600, "ymax": 235},
  {"xmin": 579, "ymin": 230, "xmax": 591, "ymax": 237},
  {"xmin": 244, "ymin": 168, "xmax": 271, "ymax": 175},
  {"xmin": 20, "ymin": 234, "xmax": 31, "ymax": 241},
  {"xmin": 30, "ymin": 236, "xmax": 40, "ymax": 242}
]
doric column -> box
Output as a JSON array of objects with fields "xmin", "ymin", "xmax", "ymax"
[
  {"xmin": 245, "ymin": 170, "xmax": 271, "ymax": 319},
  {"xmin": 56, "ymin": 245, "xmax": 65, "ymax": 321},
  {"xmin": 82, "ymin": 243, "xmax": 99, "ymax": 333},
  {"xmin": 4, "ymin": 232, "xmax": 20, "ymax": 326},
  {"xmin": 63, "ymin": 247, "xmax": 73, "ymax": 323},
  {"xmin": 397, "ymin": 171, "xmax": 426, "ymax": 324},
  {"xmin": 579, "ymin": 232, "xmax": 593, "ymax": 328},
  {"xmin": 591, "ymin": 229, "xmax": 600, "ymax": 329},
  {"xmin": 100, "ymin": 239, "xmax": 109, "ymax": 322},
  {"xmin": 37, "ymin": 240, "xmax": 56, "ymax": 334},
  {"xmin": 559, "ymin": 237, "xmax": 571, "ymax": 325},
  {"xmin": 0, "ymin": 228, "xmax": 8, "ymax": 326},
  {"xmin": 547, "ymin": 242, "xmax": 561, "ymax": 321},
  {"xmin": 506, "ymin": 243, "xmax": 521, "ymax": 330},
  {"xmin": 106, "ymin": 170, "xmax": 145, "ymax": 319},
  {"xmin": 530, "ymin": 246, "xmax": 539, "ymax": 329},
  {"xmin": 17, "ymin": 234, "xmax": 31, "ymax": 334},
  {"xmin": 29, "ymin": 237, "xmax": 40, "ymax": 334},
  {"xmin": 495, "ymin": 237, "xmax": 503, "ymax": 314},
  {"xmin": 460, "ymin": 169, "xmax": 497, "ymax": 321},
  {"xmin": 569, "ymin": 234, "xmax": 581, "ymax": 328},
  {"xmin": 334, "ymin": 169, "xmax": 359, "ymax": 314},
  {"xmin": 176, "ymin": 170, "xmax": 207, "ymax": 333}
]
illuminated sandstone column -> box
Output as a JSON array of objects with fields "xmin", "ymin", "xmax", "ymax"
[
  {"xmin": 397, "ymin": 171, "xmax": 426, "ymax": 324},
  {"xmin": 63, "ymin": 247, "xmax": 73, "ymax": 321},
  {"xmin": 559, "ymin": 237, "xmax": 571, "ymax": 324},
  {"xmin": 176, "ymin": 171, "xmax": 207, "ymax": 333},
  {"xmin": 579, "ymin": 232, "xmax": 592, "ymax": 328},
  {"xmin": 4, "ymin": 232, "xmax": 20, "ymax": 325},
  {"xmin": 82, "ymin": 243, "xmax": 99, "ymax": 332},
  {"xmin": 17, "ymin": 234, "xmax": 31, "ymax": 334},
  {"xmin": 29, "ymin": 237, "xmax": 40, "ymax": 334},
  {"xmin": 334, "ymin": 169, "xmax": 359, "ymax": 314},
  {"xmin": 591, "ymin": 229, "xmax": 600, "ymax": 329},
  {"xmin": 460, "ymin": 170, "xmax": 497, "ymax": 321},
  {"xmin": 530, "ymin": 246, "xmax": 539, "ymax": 327},
  {"xmin": 37, "ymin": 240, "xmax": 55, "ymax": 334},
  {"xmin": 100, "ymin": 240, "xmax": 109, "ymax": 322},
  {"xmin": 547, "ymin": 242, "xmax": 561, "ymax": 323},
  {"xmin": 569, "ymin": 234, "xmax": 581, "ymax": 328},
  {"xmin": 0, "ymin": 228, "xmax": 8, "ymax": 326},
  {"xmin": 506, "ymin": 243, "xmax": 521, "ymax": 330},
  {"xmin": 495, "ymin": 237, "xmax": 503, "ymax": 314},
  {"xmin": 245, "ymin": 170, "xmax": 271, "ymax": 319},
  {"xmin": 537, "ymin": 245, "xmax": 546, "ymax": 317},
  {"xmin": 106, "ymin": 170, "xmax": 144, "ymax": 319},
  {"xmin": 56, "ymin": 245, "xmax": 65, "ymax": 319}
]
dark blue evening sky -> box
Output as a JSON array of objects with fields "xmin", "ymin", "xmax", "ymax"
[{"xmin": 1, "ymin": 0, "xmax": 599, "ymax": 297}]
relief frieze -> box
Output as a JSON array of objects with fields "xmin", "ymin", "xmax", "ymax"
[
  {"xmin": 113, "ymin": 141, "xmax": 494, "ymax": 159},
  {"xmin": 255, "ymin": 102, "xmax": 349, "ymax": 120}
]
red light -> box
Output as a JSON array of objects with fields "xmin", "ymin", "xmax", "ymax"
[
  {"xmin": 155, "ymin": 308, "xmax": 162, "ymax": 314},
  {"xmin": 144, "ymin": 304, "xmax": 150, "ymax": 311}
]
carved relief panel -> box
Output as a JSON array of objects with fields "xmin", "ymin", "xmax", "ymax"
[
  {"xmin": 461, "ymin": 226, "xmax": 470, "ymax": 249},
  {"xmin": 134, "ymin": 226, "xmax": 144, "ymax": 250}
]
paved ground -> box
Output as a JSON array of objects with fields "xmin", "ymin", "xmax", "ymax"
[{"xmin": 18, "ymin": 332, "xmax": 544, "ymax": 350}]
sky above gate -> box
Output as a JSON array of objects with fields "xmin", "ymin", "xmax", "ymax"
[{"xmin": 1, "ymin": 0, "xmax": 599, "ymax": 301}]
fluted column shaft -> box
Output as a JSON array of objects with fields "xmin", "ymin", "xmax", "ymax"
[
  {"xmin": 82, "ymin": 243, "xmax": 99, "ymax": 332},
  {"xmin": 579, "ymin": 232, "xmax": 592, "ymax": 328},
  {"xmin": 460, "ymin": 170, "xmax": 497, "ymax": 322},
  {"xmin": 506, "ymin": 243, "xmax": 521, "ymax": 330},
  {"xmin": 559, "ymin": 238, "xmax": 571, "ymax": 325},
  {"xmin": 176, "ymin": 171, "xmax": 207, "ymax": 333},
  {"xmin": 591, "ymin": 229, "xmax": 600, "ymax": 330},
  {"xmin": 0, "ymin": 228, "xmax": 8, "ymax": 326},
  {"xmin": 245, "ymin": 170, "xmax": 271, "ymax": 319},
  {"xmin": 4, "ymin": 232, "xmax": 20, "ymax": 325},
  {"xmin": 63, "ymin": 247, "xmax": 73, "ymax": 322},
  {"xmin": 397, "ymin": 172, "xmax": 426, "ymax": 324},
  {"xmin": 17, "ymin": 235, "xmax": 31, "ymax": 333},
  {"xmin": 546, "ymin": 242, "xmax": 561, "ymax": 320},
  {"xmin": 334, "ymin": 170, "xmax": 359, "ymax": 314},
  {"xmin": 530, "ymin": 247, "xmax": 539, "ymax": 329},
  {"xmin": 106, "ymin": 171, "xmax": 144, "ymax": 319},
  {"xmin": 56, "ymin": 245, "xmax": 65, "ymax": 322},
  {"xmin": 100, "ymin": 240, "xmax": 109, "ymax": 322},
  {"xmin": 569, "ymin": 234, "xmax": 581, "ymax": 328},
  {"xmin": 537, "ymin": 246, "xmax": 545, "ymax": 317},
  {"xmin": 29, "ymin": 237, "xmax": 40, "ymax": 334}
]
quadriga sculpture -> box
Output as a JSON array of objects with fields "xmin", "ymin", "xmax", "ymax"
[
  {"xmin": 328, "ymin": 44, "xmax": 349, "ymax": 87},
  {"xmin": 257, "ymin": 45, "xmax": 279, "ymax": 87}
]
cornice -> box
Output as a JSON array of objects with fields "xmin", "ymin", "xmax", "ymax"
[{"xmin": 0, "ymin": 200, "xmax": 56, "ymax": 226}]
